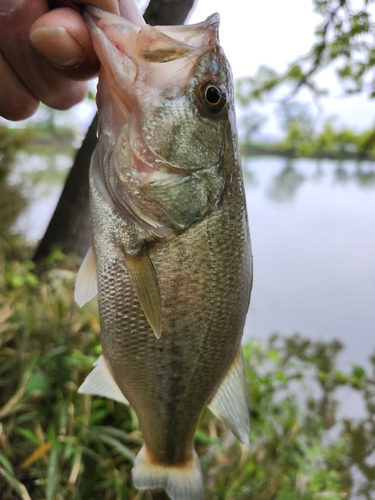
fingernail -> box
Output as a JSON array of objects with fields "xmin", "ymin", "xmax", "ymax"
[{"xmin": 30, "ymin": 27, "xmax": 84, "ymax": 68}]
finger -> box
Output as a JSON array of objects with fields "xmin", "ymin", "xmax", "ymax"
[
  {"xmin": 0, "ymin": 51, "xmax": 39, "ymax": 121},
  {"xmin": 118, "ymin": 0, "xmax": 145, "ymax": 25},
  {"xmin": 74, "ymin": 0, "xmax": 120, "ymax": 15},
  {"xmin": 0, "ymin": 1, "xmax": 89, "ymax": 112},
  {"xmin": 30, "ymin": 8, "xmax": 100, "ymax": 81}
]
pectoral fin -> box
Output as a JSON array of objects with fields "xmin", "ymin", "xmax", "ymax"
[
  {"xmin": 78, "ymin": 355, "xmax": 129, "ymax": 404},
  {"xmin": 208, "ymin": 347, "xmax": 250, "ymax": 444},
  {"xmin": 74, "ymin": 246, "xmax": 98, "ymax": 307},
  {"xmin": 123, "ymin": 247, "xmax": 161, "ymax": 339}
]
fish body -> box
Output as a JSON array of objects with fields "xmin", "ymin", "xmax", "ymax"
[{"xmin": 76, "ymin": 7, "xmax": 252, "ymax": 500}]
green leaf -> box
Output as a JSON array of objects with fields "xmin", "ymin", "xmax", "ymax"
[
  {"xmin": 97, "ymin": 435, "xmax": 136, "ymax": 463},
  {"xmin": 0, "ymin": 453, "xmax": 14, "ymax": 474},
  {"xmin": 27, "ymin": 369, "xmax": 51, "ymax": 396},
  {"xmin": 16, "ymin": 428, "xmax": 39, "ymax": 445},
  {"xmin": 46, "ymin": 446, "xmax": 60, "ymax": 500},
  {"xmin": 194, "ymin": 428, "xmax": 219, "ymax": 445}
]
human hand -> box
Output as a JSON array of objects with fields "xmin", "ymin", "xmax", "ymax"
[{"xmin": 0, "ymin": 0, "xmax": 144, "ymax": 121}]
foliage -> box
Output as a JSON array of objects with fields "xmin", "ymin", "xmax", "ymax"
[
  {"xmin": 235, "ymin": 0, "xmax": 375, "ymax": 157},
  {"xmin": 239, "ymin": 100, "xmax": 375, "ymax": 160},
  {"xmin": 237, "ymin": 0, "xmax": 375, "ymax": 102},
  {"xmin": 275, "ymin": 107, "xmax": 375, "ymax": 158},
  {"xmin": 0, "ymin": 126, "xmax": 30, "ymax": 237},
  {"xmin": 1, "ymin": 246, "xmax": 375, "ymax": 499}
]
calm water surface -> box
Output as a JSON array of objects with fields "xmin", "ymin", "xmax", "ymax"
[
  {"xmin": 243, "ymin": 156, "xmax": 375, "ymax": 369},
  {"xmin": 19, "ymin": 155, "xmax": 375, "ymax": 368}
]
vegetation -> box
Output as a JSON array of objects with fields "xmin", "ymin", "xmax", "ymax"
[
  {"xmin": 236, "ymin": 0, "xmax": 375, "ymax": 160},
  {"xmin": 0, "ymin": 241, "xmax": 374, "ymax": 499},
  {"xmin": 0, "ymin": 126, "xmax": 30, "ymax": 238},
  {"xmin": 238, "ymin": 0, "xmax": 375, "ymax": 103},
  {"xmin": 238, "ymin": 102, "xmax": 375, "ymax": 160}
]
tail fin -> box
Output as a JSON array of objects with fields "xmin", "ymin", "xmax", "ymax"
[{"xmin": 132, "ymin": 445, "xmax": 204, "ymax": 500}]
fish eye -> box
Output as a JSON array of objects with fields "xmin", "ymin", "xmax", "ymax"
[
  {"xmin": 205, "ymin": 86, "xmax": 221, "ymax": 105},
  {"xmin": 198, "ymin": 80, "xmax": 227, "ymax": 115}
]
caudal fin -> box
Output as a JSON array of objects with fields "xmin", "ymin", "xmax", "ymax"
[{"xmin": 132, "ymin": 445, "xmax": 204, "ymax": 500}]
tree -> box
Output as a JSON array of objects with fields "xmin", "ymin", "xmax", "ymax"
[
  {"xmin": 237, "ymin": 0, "xmax": 375, "ymax": 133},
  {"xmin": 34, "ymin": 0, "xmax": 195, "ymax": 261}
]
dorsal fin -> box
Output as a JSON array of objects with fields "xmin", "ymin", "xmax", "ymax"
[
  {"xmin": 208, "ymin": 347, "xmax": 250, "ymax": 444},
  {"xmin": 78, "ymin": 355, "xmax": 129, "ymax": 404},
  {"xmin": 74, "ymin": 246, "xmax": 98, "ymax": 307},
  {"xmin": 123, "ymin": 246, "xmax": 162, "ymax": 339}
]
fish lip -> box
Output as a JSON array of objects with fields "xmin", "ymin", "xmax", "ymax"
[
  {"xmin": 84, "ymin": 6, "xmax": 220, "ymax": 35},
  {"xmin": 83, "ymin": 6, "xmax": 104, "ymax": 30},
  {"xmin": 205, "ymin": 12, "xmax": 220, "ymax": 27},
  {"xmin": 83, "ymin": 5, "xmax": 102, "ymax": 19}
]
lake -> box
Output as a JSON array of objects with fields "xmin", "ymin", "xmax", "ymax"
[
  {"xmin": 18, "ymin": 154, "xmax": 375, "ymax": 369},
  {"xmin": 242, "ymin": 156, "xmax": 375, "ymax": 371}
]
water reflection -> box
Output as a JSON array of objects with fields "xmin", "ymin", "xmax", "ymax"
[
  {"xmin": 266, "ymin": 163, "xmax": 305, "ymax": 202},
  {"xmin": 244, "ymin": 156, "xmax": 375, "ymax": 195},
  {"xmin": 242, "ymin": 156, "xmax": 375, "ymax": 371},
  {"xmin": 13, "ymin": 151, "xmax": 73, "ymax": 240}
]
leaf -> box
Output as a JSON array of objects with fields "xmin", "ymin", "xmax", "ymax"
[
  {"xmin": 16, "ymin": 427, "xmax": 39, "ymax": 445},
  {"xmin": 194, "ymin": 428, "xmax": 219, "ymax": 446},
  {"xmin": 97, "ymin": 435, "xmax": 136, "ymax": 463},
  {"xmin": 26, "ymin": 369, "xmax": 51, "ymax": 396},
  {"xmin": 21, "ymin": 442, "xmax": 52, "ymax": 469},
  {"xmin": 46, "ymin": 445, "xmax": 60, "ymax": 500},
  {"xmin": 0, "ymin": 466, "xmax": 32, "ymax": 500},
  {"xmin": 0, "ymin": 453, "xmax": 14, "ymax": 474}
]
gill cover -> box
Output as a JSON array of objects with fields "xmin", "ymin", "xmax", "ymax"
[{"xmin": 84, "ymin": 7, "xmax": 230, "ymax": 235}]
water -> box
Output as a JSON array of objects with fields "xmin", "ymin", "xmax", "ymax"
[
  {"xmin": 18, "ymin": 154, "xmax": 375, "ymax": 369},
  {"xmin": 242, "ymin": 156, "xmax": 375, "ymax": 370},
  {"xmin": 13, "ymin": 151, "xmax": 73, "ymax": 241}
]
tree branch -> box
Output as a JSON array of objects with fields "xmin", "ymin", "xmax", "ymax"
[
  {"xmin": 144, "ymin": 0, "xmax": 196, "ymax": 25},
  {"xmin": 33, "ymin": 113, "xmax": 98, "ymax": 261}
]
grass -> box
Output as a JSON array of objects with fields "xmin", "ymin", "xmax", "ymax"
[{"xmin": 1, "ymin": 241, "xmax": 375, "ymax": 499}]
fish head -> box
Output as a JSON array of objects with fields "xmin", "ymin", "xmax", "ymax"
[{"xmin": 85, "ymin": 7, "xmax": 238, "ymax": 232}]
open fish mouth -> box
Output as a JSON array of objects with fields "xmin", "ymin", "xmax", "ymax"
[{"xmin": 84, "ymin": 7, "xmax": 232, "ymax": 235}]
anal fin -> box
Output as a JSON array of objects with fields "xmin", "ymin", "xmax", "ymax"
[
  {"xmin": 132, "ymin": 445, "xmax": 204, "ymax": 500},
  {"xmin": 78, "ymin": 355, "xmax": 129, "ymax": 405},
  {"xmin": 208, "ymin": 347, "xmax": 250, "ymax": 444},
  {"xmin": 123, "ymin": 246, "xmax": 161, "ymax": 339},
  {"xmin": 74, "ymin": 246, "xmax": 98, "ymax": 307}
]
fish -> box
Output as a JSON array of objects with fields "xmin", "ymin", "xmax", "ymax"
[{"xmin": 75, "ymin": 6, "xmax": 253, "ymax": 500}]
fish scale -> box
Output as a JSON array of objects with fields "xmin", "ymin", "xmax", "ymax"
[
  {"xmin": 76, "ymin": 7, "xmax": 252, "ymax": 500},
  {"xmin": 91, "ymin": 162, "xmax": 250, "ymax": 464}
]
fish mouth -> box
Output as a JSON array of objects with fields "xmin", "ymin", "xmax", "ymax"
[
  {"xmin": 84, "ymin": 6, "xmax": 220, "ymax": 47},
  {"xmin": 84, "ymin": 5, "xmax": 224, "ymax": 137},
  {"xmin": 84, "ymin": 6, "xmax": 221, "ymax": 93},
  {"xmin": 85, "ymin": 7, "xmax": 228, "ymax": 234}
]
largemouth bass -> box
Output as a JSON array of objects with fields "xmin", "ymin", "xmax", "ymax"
[{"xmin": 75, "ymin": 6, "xmax": 252, "ymax": 500}]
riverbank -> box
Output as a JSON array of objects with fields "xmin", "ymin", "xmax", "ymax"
[{"xmin": 240, "ymin": 143, "xmax": 375, "ymax": 162}]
